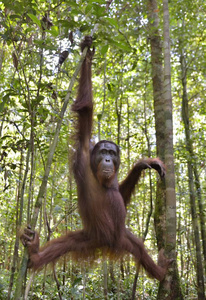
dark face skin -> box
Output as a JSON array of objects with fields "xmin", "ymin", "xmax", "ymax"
[{"xmin": 94, "ymin": 142, "xmax": 119, "ymax": 179}]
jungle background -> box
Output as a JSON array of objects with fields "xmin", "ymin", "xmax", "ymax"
[{"xmin": 0, "ymin": 0, "xmax": 206, "ymax": 299}]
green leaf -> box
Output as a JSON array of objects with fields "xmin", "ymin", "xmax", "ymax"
[
  {"xmin": 72, "ymin": 277, "xmax": 82, "ymax": 287},
  {"xmin": 105, "ymin": 17, "xmax": 118, "ymax": 29},
  {"xmin": 50, "ymin": 26, "xmax": 59, "ymax": 37},
  {"xmin": 36, "ymin": 95, "xmax": 45, "ymax": 102},
  {"xmin": 93, "ymin": 4, "xmax": 105, "ymax": 17},
  {"xmin": 100, "ymin": 44, "xmax": 109, "ymax": 55},
  {"xmin": 85, "ymin": 4, "xmax": 93, "ymax": 15},
  {"xmin": 80, "ymin": 24, "xmax": 90, "ymax": 33},
  {"xmin": 28, "ymin": 13, "xmax": 41, "ymax": 28},
  {"xmin": 111, "ymin": 40, "xmax": 131, "ymax": 52},
  {"xmin": 9, "ymin": 14, "xmax": 21, "ymax": 20},
  {"xmin": 0, "ymin": 95, "xmax": 9, "ymax": 112}
]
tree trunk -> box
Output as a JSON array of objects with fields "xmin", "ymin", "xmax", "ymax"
[
  {"xmin": 13, "ymin": 46, "xmax": 89, "ymax": 300},
  {"xmin": 7, "ymin": 150, "xmax": 24, "ymax": 299},
  {"xmin": 103, "ymin": 261, "xmax": 108, "ymax": 299},
  {"xmin": 162, "ymin": 0, "xmax": 183, "ymax": 298},
  {"xmin": 180, "ymin": 46, "xmax": 205, "ymax": 299},
  {"xmin": 148, "ymin": 0, "xmax": 183, "ymax": 298},
  {"xmin": 147, "ymin": 0, "xmax": 166, "ymax": 251},
  {"xmin": 193, "ymin": 166, "xmax": 206, "ymax": 272},
  {"xmin": 8, "ymin": 146, "xmax": 30, "ymax": 299}
]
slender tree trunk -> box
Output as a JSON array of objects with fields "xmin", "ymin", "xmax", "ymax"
[
  {"xmin": 193, "ymin": 167, "xmax": 206, "ymax": 271},
  {"xmin": 180, "ymin": 47, "xmax": 205, "ymax": 299},
  {"xmin": 162, "ymin": 0, "xmax": 183, "ymax": 298},
  {"xmin": 115, "ymin": 72, "xmax": 123, "ymax": 146},
  {"xmin": 8, "ymin": 146, "xmax": 30, "ymax": 299},
  {"xmin": 27, "ymin": 121, "xmax": 35, "ymax": 224},
  {"xmin": 179, "ymin": 36, "xmax": 206, "ymax": 271},
  {"xmin": 148, "ymin": 0, "xmax": 183, "ymax": 298},
  {"xmin": 7, "ymin": 150, "xmax": 23, "ymax": 299},
  {"xmin": 131, "ymin": 93, "xmax": 153, "ymax": 300},
  {"xmin": 14, "ymin": 46, "xmax": 89, "ymax": 300},
  {"xmin": 103, "ymin": 260, "xmax": 108, "ymax": 299},
  {"xmin": 147, "ymin": 0, "xmax": 166, "ymax": 251},
  {"xmin": 0, "ymin": 40, "xmax": 6, "ymax": 71},
  {"xmin": 53, "ymin": 265, "xmax": 63, "ymax": 300}
]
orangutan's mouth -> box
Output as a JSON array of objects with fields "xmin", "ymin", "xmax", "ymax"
[{"xmin": 102, "ymin": 169, "xmax": 114, "ymax": 179}]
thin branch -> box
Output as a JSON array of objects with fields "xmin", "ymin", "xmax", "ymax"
[{"xmin": 14, "ymin": 46, "xmax": 88, "ymax": 300}]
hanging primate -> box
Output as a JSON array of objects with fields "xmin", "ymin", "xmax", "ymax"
[{"xmin": 21, "ymin": 36, "xmax": 170, "ymax": 281}]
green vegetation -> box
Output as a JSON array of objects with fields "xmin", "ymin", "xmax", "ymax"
[{"xmin": 0, "ymin": 0, "xmax": 205, "ymax": 299}]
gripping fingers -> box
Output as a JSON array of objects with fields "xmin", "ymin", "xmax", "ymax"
[
  {"xmin": 24, "ymin": 227, "xmax": 35, "ymax": 236},
  {"xmin": 150, "ymin": 159, "xmax": 166, "ymax": 178},
  {"xmin": 157, "ymin": 162, "xmax": 166, "ymax": 178},
  {"xmin": 20, "ymin": 226, "xmax": 36, "ymax": 247},
  {"xmin": 160, "ymin": 166, "xmax": 166, "ymax": 178},
  {"xmin": 136, "ymin": 160, "xmax": 152, "ymax": 170},
  {"xmin": 21, "ymin": 233, "xmax": 34, "ymax": 246}
]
